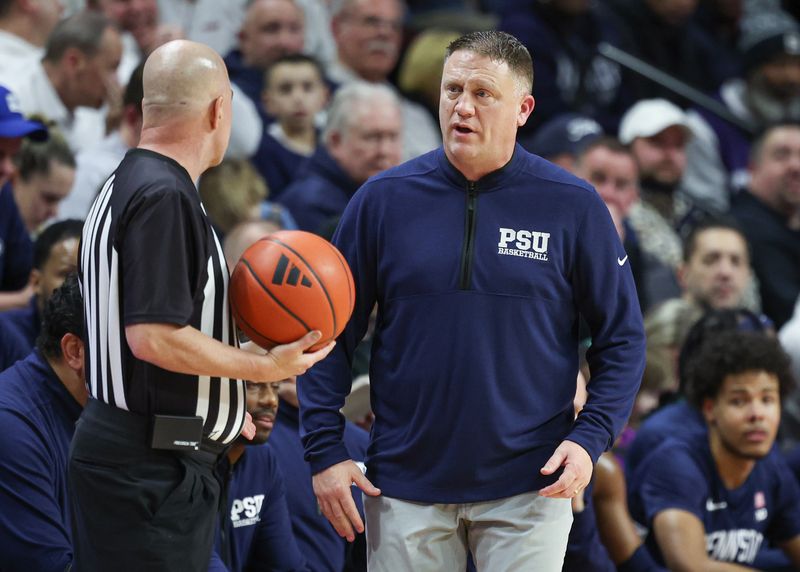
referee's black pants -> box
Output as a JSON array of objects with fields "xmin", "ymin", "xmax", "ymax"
[{"xmin": 68, "ymin": 399, "xmax": 225, "ymax": 572}]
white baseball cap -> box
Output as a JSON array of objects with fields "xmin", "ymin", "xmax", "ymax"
[{"xmin": 618, "ymin": 99, "xmax": 692, "ymax": 145}]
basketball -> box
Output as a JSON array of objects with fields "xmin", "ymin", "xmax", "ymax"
[{"xmin": 229, "ymin": 230, "xmax": 355, "ymax": 352}]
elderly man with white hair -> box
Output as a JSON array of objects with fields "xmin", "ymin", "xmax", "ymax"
[{"xmin": 278, "ymin": 81, "xmax": 403, "ymax": 235}]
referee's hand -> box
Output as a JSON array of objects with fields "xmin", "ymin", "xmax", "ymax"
[
  {"xmin": 313, "ymin": 460, "xmax": 381, "ymax": 542},
  {"xmin": 266, "ymin": 331, "xmax": 335, "ymax": 379}
]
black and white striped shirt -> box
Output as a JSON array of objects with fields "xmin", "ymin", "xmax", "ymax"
[{"xmin": 79, "ymin": 149, "xmax": 245, "ymax": 444}]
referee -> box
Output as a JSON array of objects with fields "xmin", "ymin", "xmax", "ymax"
[{"xmin": 69, "ymin": 40, "xmax": 333, "ymax": 571}]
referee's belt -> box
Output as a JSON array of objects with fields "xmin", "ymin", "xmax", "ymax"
[{"xmin": 83, "ymin": 398, "xmax": 229, "ymax": 463}]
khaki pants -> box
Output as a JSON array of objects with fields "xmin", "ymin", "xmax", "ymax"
[{"xmin": 364, "ymin": 491, "xmax": 573, "ymax": 572}]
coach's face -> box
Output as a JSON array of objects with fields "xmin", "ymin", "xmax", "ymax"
[
  {"xmin": 439, "ymin": 50, "xmax": 534, "ymax": 181},
  {"xmin": 245, "ymin": 380, "xmax": 280, "ymax": 444}
]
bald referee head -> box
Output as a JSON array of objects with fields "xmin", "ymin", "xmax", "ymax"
[{"xmin": 139, "ymin": 40, "xmax": 233, "ymax": 180}]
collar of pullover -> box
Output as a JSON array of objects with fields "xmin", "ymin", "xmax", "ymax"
[{"xmin": 436, "ymin": 144, "xmax": 525, "ymax": 192}]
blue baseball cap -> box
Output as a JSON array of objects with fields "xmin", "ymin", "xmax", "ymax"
[
  {"xmin": 520, "ymin": 113, "xmax": 604, "ymax": 159},
  {"xmin": 0, "ymin": 85, "xmax": 48, "ymax": 141}
]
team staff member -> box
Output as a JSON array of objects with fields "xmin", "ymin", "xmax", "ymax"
[
  {"xmin": 301, "ymin": 31, "xmax": 645, "ymax": 570},
  {"xmin": 70, "ymin": 40, "xmax": 333, "ymax": 571}
]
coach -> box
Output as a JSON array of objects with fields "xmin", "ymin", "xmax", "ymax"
[
  {"xmin": 301, "ymin": 30, "xmax": 646, "ymax": 570},
  {"xmin": 69, "ymin": 40, "xmax": 333, "ymax": 571}
]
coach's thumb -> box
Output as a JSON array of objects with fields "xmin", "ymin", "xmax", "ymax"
[
  {"xmin": 540, "ymin": 449, "xmax": 566, "ymax": 475},
  {"xmin": 354, "ymin": 470, "xmax": 381, "ymax": 497}
]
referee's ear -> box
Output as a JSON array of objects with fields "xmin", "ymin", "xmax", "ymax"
[{"xmin": 209, "ymin": 95, "xmax": 224, "ymax": 130}]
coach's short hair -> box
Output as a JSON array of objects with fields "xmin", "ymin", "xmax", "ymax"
[
  {"xmin": 323, "ymin": 81, "xmax": 399, "ymax": 143},
  {"xmin": 44, "ymin": 11, "xmax": 114, "ymax": 63},
  {"xmin": 445, "ymin": 30, "xmax": 533, "ymax": 95}
]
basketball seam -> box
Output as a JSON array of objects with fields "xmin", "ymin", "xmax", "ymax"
[
  {"xmin": 266, "ymin": 235, "xmax": 337, "ymax": 338},
  {"xmin": 230, "ymin": 293, "xmax": 282, "ymax": 347},
  {"xmin": 241, "ymin": 258, "xmax": 313, "ymax": 332}
]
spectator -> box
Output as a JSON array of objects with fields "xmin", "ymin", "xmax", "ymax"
[
  {"xmin": 628, "ymin": 331, "xmax": 800, "ymax": 569},
  {"xmin": 268, "ymin": 375, "xmax": 369, "ymax": 572},
  {"xmin": 0, "ymin": 219, "xmax": 82, "ymax": 372},
  {"xmin": 523, "ymin": 113, "xmax": 604, "ymax": 172},
  {"xmin": 397, "ymin": 29, "xmax": 459, "ymax": 121},
  {"xmin": 253, "ymin": 54, "xmax": 329, "ymax": 200},
  {"xmin": 60, "ymin": 62, "xmax": 144, "ymax": 220},
  {"xmin": 731, "ymin": 122, "xmax": 800, "ymax": 329},
  {"xmin": 499, "ymin": 0, "xmax": 633, "ymax": 133},
  {"xmin": 0, "ymin": 11, "xmax": 122, "ymax": 153},
  {"xmin": 0, "ymin": 85, "xmax": 47, "ymax": 311},
  {"xmin": 677, "ymin": 217, "xmax": 754, "ymax": 311},
  {"xmin": 210, "ymin": 376, "xmax": 307, "ymax": 571},
  {"xmin": 198, "ymin": 159, "xmax": 268, "ymax": 238},
  {"xmin": 620, "ymin": 98, "xmax": 714, "ymax": 312},
  {"xmin": 607, "ymin": 0, "xmax": 728, "ymax": 104},
  {"xmin": 92, "ymin": 0, "xmax": 183, "ymax": 84},
  {"xmin": 278, "ymin": 81, "xmax": 402, "ymax": 234},
  {"xmin": 684, "ymin": 10, "xmax": 800, "ymax": 211},
  {"xmin": 157, "ymin": 0, "xmax": 247, "ymax": 57},
  {"xmin": 0, "ymin": 0, "xmax": 62, "ymax": 78},
  {"xmin": 12, "ymin": 128, "xmax": 75, "ymax": 233},
  {"xmin": 225, "ymin": 0, "xmax": 305, "ymax": 113},
  {"xmin": 329, "ymin": 0, "xmax": 439, "ymax": 159},
  {"xmin": 0, "ymin": 274, "xmax": 86, "ymax": 571}
]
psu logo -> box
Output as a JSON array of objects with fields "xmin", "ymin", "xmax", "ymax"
[
  {"xmin": 497, "ymin": 227, "xmax": 550, "ymax": 262},
  {"xmin": 231, "ymin": 494, "xmax": 265, "ymax": 528}
]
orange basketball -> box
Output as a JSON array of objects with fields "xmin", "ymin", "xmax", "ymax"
[{"xmin": 229, "ymin": 230, "xmax": 355, "ymax": 351}]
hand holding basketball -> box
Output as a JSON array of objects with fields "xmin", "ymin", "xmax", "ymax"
[{"xmin": 264, "ymin": 330, "xmax": 336, "ymax": 379}]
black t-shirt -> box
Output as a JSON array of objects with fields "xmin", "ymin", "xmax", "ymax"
[{"xmin": 80, "ymin": 149, "xmax": 245, "ymax": 444}]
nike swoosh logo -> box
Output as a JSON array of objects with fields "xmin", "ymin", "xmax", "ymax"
[
  {"xmin": 706, "ymin": 499, "xmax": 728, "ymax": 512},
  {"xmin": 617, "ymin": 255, "xmax": 628, "ymax": 266}
]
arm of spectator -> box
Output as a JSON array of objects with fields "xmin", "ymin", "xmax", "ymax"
[
  {"xmin": 592, "ymin": 452, "xmax": 644, "ymax": 564},
  {"xmin": 126, "ymin": 323, "xmax": 334, "ymax": 383},
  {"xmin": 0, "ymin": 283, "xmax": 33, "ymax": 312},
  {"xmin": 653, "ymin": 509, "xmax": 754, "ymax": 572},
  {"xmin": 778, "ymin": 536, "xmax": 800, "ymax": 569}
]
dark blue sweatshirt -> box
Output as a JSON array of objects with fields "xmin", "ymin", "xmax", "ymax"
[
  {"xmin": 0, "ymin": 350, "xmax": 81, "ymax": 571},
  {"xmin": 299, "ymin": 145, "xmax": 646, "ymax": 503},
  {"xmin": 211, "ymin": 444, "xmax": 307, "ymax": 572}
]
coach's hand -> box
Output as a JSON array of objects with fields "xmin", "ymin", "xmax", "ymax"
[
  {"xmin": 538, "ymin": 440, "xmax": 593, "ymax": 499},
  {"xmin": 266, "ymin": 331, "xmax": 335, "ymax": 379},
  {"xmin": 313, "ymin": 460, "xmax": 381, "ymax": 542}
]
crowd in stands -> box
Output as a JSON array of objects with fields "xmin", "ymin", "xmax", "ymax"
[{"xmin": 1, "ymin": 0, "xmax": 800, "ymax": 570}]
